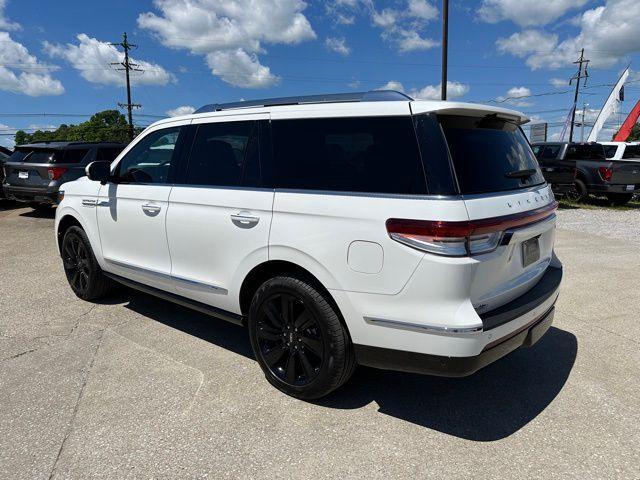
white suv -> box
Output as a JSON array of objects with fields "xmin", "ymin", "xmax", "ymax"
[{"xmin": 55, "ymin": 91, "xmax": 562, "ymax": 399}]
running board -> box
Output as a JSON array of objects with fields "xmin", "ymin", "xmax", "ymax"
[{"xmin": 104, "ymin": 272, "xmax": 245, "ymax": 326}]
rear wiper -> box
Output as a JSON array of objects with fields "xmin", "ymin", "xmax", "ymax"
[{"xmin": 505, "ymin": 168, "xmax": 537, "ymax": 179}]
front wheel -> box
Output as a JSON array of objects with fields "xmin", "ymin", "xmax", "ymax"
[
  {"xmin": 248, "ymin": 275, "xmax": 356, "ymax": 400},
  {"xmin": 61, "ymin": 226, "xmax": 117, "ymax": 301},
  {"xmin": 606, "ymin": 193, "xmax": 633, "ymax": 206}
]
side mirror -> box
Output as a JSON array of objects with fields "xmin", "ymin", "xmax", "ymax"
[{"xmin": 85, "ymin": 161, "xmax": 111, "ymax": 184}]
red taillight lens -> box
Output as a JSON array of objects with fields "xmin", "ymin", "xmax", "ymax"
[
  {"xmin": 47, "ymin": 167, "xmax": 67, "ymax": 180},
  {"xmin": 598, "ymin": 166, "xmax": 612, "ymax": 182},
  {"xmin": 386, "ymin": 201, "xmax": 558, "ymax": 257},
  {"xmin": 573, "ymin": 167, "xmax": 577, "ymax": 179}
]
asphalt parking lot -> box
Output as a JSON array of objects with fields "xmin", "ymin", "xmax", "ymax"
[{"xmin": 1, "ymin": 203, "xmax": 639, "ymax": 479}]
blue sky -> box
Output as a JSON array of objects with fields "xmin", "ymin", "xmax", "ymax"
[{"xmin": 1, "ymin": 0, "xmax": 640, "ymax": 147}]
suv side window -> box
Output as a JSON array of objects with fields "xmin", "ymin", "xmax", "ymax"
[
  {"xmin": 271, "ymin": 116, "xmax": 427, "ymax": 194},
  {"xmin": 115, "ymin": 127, "xmax": 183, "ymax": 184},
  {"xmin": 61, "ymin": 149, "xmax": 90, "ymax": 163},
  {"xmin": 184, "ymin": 121, "xmax": 259, "ymax": 187}
]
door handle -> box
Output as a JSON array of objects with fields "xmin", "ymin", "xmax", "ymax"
[
  {"xmin": 142, "ymin": 203, "xmax": 162, "ymax": 216},
  {"xmin": 231, "ymin": 212, "xmax": 259, "ymax": 229}
]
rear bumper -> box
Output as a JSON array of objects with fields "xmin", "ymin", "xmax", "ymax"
[
  {"xmin": 3, "ymin": 184, "xmax": 59, "ymax": 204},
  {"xmin": 587, "ymin": 183, "xmax": 638, "ymax": 194},
  {"xmin": 354, "ymin": 265, "xmax": 562, "ymax": 376},
  {"xmin": 355, "ymin": 305, "xmax": 555, "ymax": 377}
]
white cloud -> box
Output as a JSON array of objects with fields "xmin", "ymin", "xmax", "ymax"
[
  {"xmin": 478, "ymin": 0, "xmax": 588, "ymax": 27},
  {"xmin": 379, "ymin": 80, "xmax": 469, "ymax": 100},
  {"xmin": 44, "ymin": 34, "xmax": 174, "ymax": 87},
  {"xmin": 138, "ymin": 0, "xmax": 315, "ymax": 89},
  {"xmin": 0, "ymin": 0, "xmax": 19, "ymax": 30},
  {"xmin": 0, "ymin": 32, "xmax": 64, "ymax": 96},
  {"xmin": 325, "ymin": 36, "xmax": 351, "ymax": 56},
  {"xmin": 550, "ymin": 77, "xmax": 568, "ymax": 88},
  {"xmin": 496, "ymin": 0, "xmax": 640, "ymax": 69},
  {"xmin": 206, "ymin": 49, "xmax": 278, "ymax": 88},
  {"xmin": 496, "ymin": 86, "xmax": 533, "ymax": 107},
  {"xmin": 331, "ymin": 0, "xmax": 440, "ymax": 52},
  {"xmin": 166, "ymin": 105, "xmax": 196, "ymax": 117}
]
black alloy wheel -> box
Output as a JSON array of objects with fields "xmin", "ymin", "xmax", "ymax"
[
  {"xmin": 248, "ymin": 276, "xmax": 356, "ymax": 400},
  {"xmin": 61, "ymin": 226, "xmax": 116, "ymax": 301},
  {"xmin": 255, "ymin": 292, "xmax": 324, "ymax": 386},
  {"xmin": 63, "ymin": 233, "xmax": 91, "ymax": 295}
]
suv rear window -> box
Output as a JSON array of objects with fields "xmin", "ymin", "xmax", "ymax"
[
  {"xmin": 602, "ymin": 145, "xmax": 619, "ymax": 158},
  {"xmin": 532, "ymin": 144, "xmax": 562, "ymax": 160},
  {"xmin": 271, "ymin": 116, "xmax": 427, "ymax": 195},
  {"xmin": 438, "ymin": 115, "xmax": 545, "ymax": 195},
  {"xmin": 565, "ymin": 144, "xmax": 605, "ymax": 160},
  {"xmin": 622, "ymin": 145, "xmax": 640, "ymax": 159},
  {"xmin": 10, "ymin": 148, "xmax": 89, "ymax": 164}
]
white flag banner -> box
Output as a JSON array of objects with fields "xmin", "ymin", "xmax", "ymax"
[{"xmin": 587, "ymin": 67, "xmax": 629, "ymax": 142}]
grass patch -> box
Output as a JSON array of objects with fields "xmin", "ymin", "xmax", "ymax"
[{"xmin": 558, "ymin": 196, "xmax": 640, "ymax": 211}]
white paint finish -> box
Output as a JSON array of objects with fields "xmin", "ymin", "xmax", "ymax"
[
  {"xmin": 270, "ymin": 191, "xmax": 469, "ymax": 294},
  {"xmin": 347, "ymin": 241, "xmax": 384, "ymax": 274},
  {"xmin": 269, "ymin": 101, "xmax": 411, "ymax": 120},
  {"xmin": 166, "ymin": 186, "xmax": 274, "ymax": 313},
  {"xmin": 410, "ymin": 100, "xmax": 528, "ymax": 124},
  {"xmin": 55, "ymin": 177, "xmax": 102, "ymax": 257},
  {"xmin": 96, "ymin": 183, "xmax": 174, "ymax": 292}
]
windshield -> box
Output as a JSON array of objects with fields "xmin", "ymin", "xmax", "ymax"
[{"xmin": 439, "ymin": 115, "xmax": 545, "ymax": 195}]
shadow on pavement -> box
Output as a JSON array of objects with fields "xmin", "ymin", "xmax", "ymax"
[
  {"xmin": 116, "ymin": 289, "xmax": 577, "ymax": 441},
  {"xmin": 19, "ymin": 206, "xmax": 56, "ymax": 219},
  {"xmin": 0, "ymin": 199, "xmax": 23, "ymax": 211}
]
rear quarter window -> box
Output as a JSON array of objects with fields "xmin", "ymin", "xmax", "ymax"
[
  {"xmin": 565, "ymin": 144, "xmax": 605, "ymax": 160},
  {"xmin": 439, "ymin": 115, "xmax": 545, "ymax": 195},
  {"xmin": 270, "ymin": 116, "xmax": 427, "ymax": 195}
]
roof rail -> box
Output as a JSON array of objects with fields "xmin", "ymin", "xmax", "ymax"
[{"xmin": 194, "ymin": 90, "xmax": 413, "ymax": 114}]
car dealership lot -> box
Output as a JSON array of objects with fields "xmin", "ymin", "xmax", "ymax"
[{"xmin": 1, "ymin": 204, "xmax": 639, "ymax": 480}]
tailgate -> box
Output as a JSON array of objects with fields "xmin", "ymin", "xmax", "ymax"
[
  {"xmin": 539, "ymin": 159, "xmax": 575, "ymax": 184},
  {"xmin": 463, "ymin": 185, "xmax": 557, "ymax": 313},
  {"xmin": 4, "ymin": 162, "xmax": 52, "ymax": 187},
  {"xmin": 610, "ymin": 161, "xmax": 640, "ymax": 184}
]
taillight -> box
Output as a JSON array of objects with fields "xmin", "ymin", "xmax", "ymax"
[
  {"xmin": 47, "ymin": 167, "xmax": 67, "ymax": 180},
  {"xmin": 598, "ymin": 166, "xmax": 612, "ymax": 182},
  {"xmin": 386, "ymin": 202, "xmax": 558, "ymax": 257},
  {"xmin": 573, "ymin": 167, "xmax": 577, "ymax": 179}
]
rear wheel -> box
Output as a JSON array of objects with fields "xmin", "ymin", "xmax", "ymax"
[
  {"xmin": 61, "ymin": 226, "xmax": 116, "ymax": 301},
  {"xmin": 248, "ymin": 275, "xmax": 356, "ymax": 400},
  {"xmin": 567, "ymin": 178, "xmax": 588, "ymax": 202},
  {"xmin": 606, "ymin": 193, "xmax": 633, "ymax": 206}
]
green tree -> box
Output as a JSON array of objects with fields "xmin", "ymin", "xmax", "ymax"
[
  {"xmin": 14, "ymin": 110, "xmax": 139, "ymax": 145},
  {"xmin": 626, "ymin": 124, "xmax": 640, "ymax": 142}
]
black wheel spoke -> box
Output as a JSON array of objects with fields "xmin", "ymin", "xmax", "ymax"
[
  {"xmin": 301, "ymin": 336, "xmax": 322, "ymax": 357},
  {"xmin": 264, "ymin": 301, "xmax": 285, "ymax": 329},
  {"xmin": 285, "ymin": 352, "xmax": 297, "ymax": 383},
  {"xmin": 294, "ymin": 311, "xmax": 314, "ymax": 331},
  {"xmin": 280, "ymin": 295, "xmax": 291, "ymax": 324},
  {"xmin": 298, "ymin": 350, "xmax": 315, "ymax": 379},
  {"xmin": 257, "ymin": 327, "xmax": 281, "ymax": 342},
  {"xmin": 71, "ymin": 270, "xmax": 80, "ymax": 289},
  {"xmin": 263, "ymin": 345, "xmax": 286, "ymax": 366}
]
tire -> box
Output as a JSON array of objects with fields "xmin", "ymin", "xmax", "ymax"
[
  {"xmin": 61, "ymin": 226, "xmax": 117, "ymax": 301},
  {"xmin": 568, "ymin": 178, "xmax": 588, "ymax": 202},
  {"xmin": 248, "ymin": 275, "xmax": 356, "ymax": 400},
  {"xmin": 606, "ymin": 193, "xmax": 633, "ymax": 206}
]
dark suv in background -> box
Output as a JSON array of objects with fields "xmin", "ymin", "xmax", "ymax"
[
  {"xmin": 2, "ymin": 141, "xmax": 125, "ymax": 208},
  {"xmin": 0, "ymin": 146, "xmax": 12, "ymax": 200}
]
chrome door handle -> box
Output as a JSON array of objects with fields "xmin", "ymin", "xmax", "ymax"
[
  {"xmin": 142, "ymin": 203, "xmax": 162, "ymax": 216},
  {"xmin": 231, "ymin": 212, "xmax": 259, "ymax": 229}
]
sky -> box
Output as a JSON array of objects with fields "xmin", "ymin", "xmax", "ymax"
[{"xmin": 1, "ymin": 0, "xmax": 640, "ymax": 148}]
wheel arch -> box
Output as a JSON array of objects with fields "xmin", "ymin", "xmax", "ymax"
[
  {"xmin": 239, "ymin": 260, "xmax": 348, "ymax": 332},
  {"xmin": 56, "ymin": 213, "xmax": 85, "ymax": 252}
]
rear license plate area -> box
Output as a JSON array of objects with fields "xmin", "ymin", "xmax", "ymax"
[
  {"xmin": 18, "ymin": 171, "xmax": 29, "ymax": 179},
  {"xmin": 521, "ymin": 236, "xmax": 540, "ymax": 268},
  {"xmin": 626, "ymin": 184, "xmax": 635, "ymax": 191}
]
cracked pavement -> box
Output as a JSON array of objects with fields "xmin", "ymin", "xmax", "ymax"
[{"xmin": 0, "ymin": 204, "xmax": 639, "ymax": 479}]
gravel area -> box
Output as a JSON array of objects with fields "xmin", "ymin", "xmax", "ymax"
[{"xmin": 556, "ymin": 207, "xmax": 640, "ymax": 242}]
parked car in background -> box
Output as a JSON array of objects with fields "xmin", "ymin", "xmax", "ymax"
[
  {"xmin": 0, "ymin": 145, "xmax": 12, "ymax": 199},
  {"xmin": 530, "ymin": 143, "xmax": 576, "ymax": 194},
  {"xmin": 599, "ymin": 141, "xmax": 640, "ymax": 160},
  {"xmin": 55, "ymin": 91, "xmax": 562, "ymax": 399},
  {"xmin": 3, "ymin": 141, "xmax": 125, "ymax": 209},
  {"xmin": 532, "ymin": 141, "xmax": 640, "ymax": 205}
]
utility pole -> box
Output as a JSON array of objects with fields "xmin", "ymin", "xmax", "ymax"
[
  {"xmin": 580, "ymin": 102, "xmax": 588, "ymax": 142},
  {"xmin": 569, "ymin": 49, "xmax": 589, "ymax": 143},
  {"xmin": 441, "ymin": 0, "xmax": 449, "ymax": 101},
  {"xmin": 111, "ymin": 32, "xmax": 142, "ymax": 141}
]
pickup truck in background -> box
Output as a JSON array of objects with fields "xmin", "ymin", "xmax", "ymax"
[
  {"xmin": 530, "ymin": 143, "xmax": 576, "ymax": 194},
  {"xmin": 531, "ymin": 142, "xmax": 640, "ymax": 205},
  {"xmin": 599, "ymin": 141, "xmax": 640, "ymax": 160}
]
